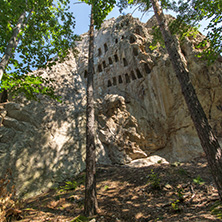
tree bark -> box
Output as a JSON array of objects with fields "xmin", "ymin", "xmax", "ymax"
[
  {"xmin": 84, "ymin": 5, "xmax": 98, "ymax": 216},
  {"xmin": 0, "ymin": 9, "xmax": 32, "ymax": 81},
  {"xmin": 150, "ymin": 0, "xmax": 222, "ymax": 200},
  {"xmin": 0, "ymin": 89, "xmax": 8, "ymax": 103}
]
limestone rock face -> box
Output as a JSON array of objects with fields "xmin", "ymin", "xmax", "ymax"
[
  {"xmin": 78, "ymin": 14, "xmax": 222, "ymax": 163},
  {"xmin": 0, "ymin": 53, "xmax": 87, "ymax": 198},
  {"xmin": 1, "ymin": 14, "xmax": 222, "ymax": 197},
  {"xmin": 96, "ymin": 94, "xmax": 147, "ymax": 164}
]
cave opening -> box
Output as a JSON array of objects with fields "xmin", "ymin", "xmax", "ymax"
[
  {"xmin": 114, "ymin": 54, "xmax": 119, "ymax": 62},
  {"xmin": 130, "ymin": 35, "xmax": 136, "ymax": 43},
  {"xmin": 98, "ymin": 64, "xmax": 102, "ymax": 72},
  {"xmin": 84, "ymin": 70, "xmax": 88, "ymax": 78},
  {"xmin": 107, "ymin": 80, "xmax": 112, "ymax": 87},
  {"xmin": 144, "ymin": 63, "xmax": 151, "ymax": 74},
  {"xmin": 98, "ymin": 48, "xmax": 102, "ymax": 56},
  {"xmin": 131, "ymin": 70, "xmax": 137, "ymax": 80},
  {"xmin": 136, "ymin": 68, "xmax": 143, "ymax": 78},
  {"xmin": 104, "ymin": 43, "xmax": 108, "ymax": 53},
  {"xmin": 119, "ymin": 75, "xmax": 123, "ymax": 84},
  {"xmin": 123, "ymin": 58, "xmax": 128, "ymax": 67},
  {"xmin": 133, "ymin": 47, "xmax": 139, "ymax": 56},
  {"xmin": 109, "ymin": 57, "xmax": 113, "ymax": 65},
  {"xmin": 125, "ymin": 73, "xmax": 130, "ymax": 83}
]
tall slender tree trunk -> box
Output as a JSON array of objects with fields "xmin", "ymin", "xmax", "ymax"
[
  {"xmin": 0, "ymin": 9, "xmax": 32, "ymax": 82},
  {"xmin": 0, "ymin": 11, "xmax": 26, "ymax": 81},
  {"xmin": 84, "ymin": 5, "xmax": 98, "ymax": 216},
  {"xmin": 0, "ymin": 89, "xmax": 8, "ymax": 103},
  {"xmin": 0, "ymin": 9, "xmax": 32, "ymax": 103},
  {"xmin": 150, "ymin": 0, "xmax": 222, "ymax": 200}
]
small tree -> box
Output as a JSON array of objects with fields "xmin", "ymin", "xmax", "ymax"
[
  {"xmin": 80, "ymin": 0, "xmax": 116, "ymax": 216},
  {"xmin": 84, "ymin": 4, "xmax": 98, "ymax": 216}
]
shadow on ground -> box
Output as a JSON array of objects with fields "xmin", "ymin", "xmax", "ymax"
[{"xmin": 17, "ymin": 157, "xmax": 221, "ymax": 222}]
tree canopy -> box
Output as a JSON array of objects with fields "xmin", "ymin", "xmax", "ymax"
[
  {"xmin": 173, "ymin": 0, "xmax": 222, "ymax": 63},
  {"xmin": 0, "ymin": 0, "xmax": 78, "ymax": 101},
  {"xmin": 120, "ymin": 0, "xmax": 222, "ymax": 63},
  {"xmin": 80, "ymin": 0, "xmax": 116, "ymax": 29}
]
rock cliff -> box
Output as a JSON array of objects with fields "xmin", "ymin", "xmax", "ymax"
[{"xmin": 1, "ymin": 14, "xmax": 222, "ymax": 197}]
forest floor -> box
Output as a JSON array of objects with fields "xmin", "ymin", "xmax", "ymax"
[{"xmin": 11, "ymin": 157, "xmax": 222, "ymax": 221}]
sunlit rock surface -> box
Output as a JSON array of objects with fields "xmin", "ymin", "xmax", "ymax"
[{"xmin": 1, "ymin": 14, "xmax": 222, "ymax": 197}]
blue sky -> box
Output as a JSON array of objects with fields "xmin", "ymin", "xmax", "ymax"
[
  {"xmin": 70, "ymin": 1, "xmax": 207, "ymax": 35},
  {"xmin": 70, "ymin": 1, "xmax": 169, "ymax": 35}
]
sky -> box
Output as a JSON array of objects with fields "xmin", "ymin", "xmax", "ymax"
[
  {"xmin": 70, "ymin": 1, "xmax": 170, "ymax": 35},
  {"xmin": 70, "ymin": 1, "xmax": 207, "ymax": 36}
]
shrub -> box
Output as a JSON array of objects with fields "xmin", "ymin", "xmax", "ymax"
[
  {"xmin": 148, "ymin": 169, "xmax": 161, "ymax": 190},
  {"xmin": 59, "ymin": 180, "xmax": 78, "ymax": 192},
  {"xmin": 193, "ymin": 175, "xmax": 205, "ymax": 185}
]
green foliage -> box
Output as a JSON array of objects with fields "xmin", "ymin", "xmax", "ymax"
[
  {"xmin": 174, "ymin": 0, "xmax": 222, "ymax": 64},
  {"xmin": 171, "ymin": 199, "xmax": 180, "ymax": 212},
  {"xmin": 210, "ymin": 200, "xmax": 222, "ymax": 219},
  {"xmin": 80, "ymin": 0, "xmax": 116, "ymax": 29},
  {"xmin": 128, "ymin": 0, "xmax": 152, "ymax": 12},
  {"xmin": 169, "ymin": 19, "xmax": 199, "ymax": 41},
  {"xmin": 176, "ymin": 188, "xmax": 184, "ymax": 202},
  {"xmin": 1, "ymin": 0, "xmax": 78, "ymax": 73},
  {"xmin": 1, "ymin": 72, "xmax": 61, "ymax": 102},
  {"xmin": 170, "ymin": 186, "xmax": 184, "ymax": 212},
  {"xmin": 149, "ymin": 19, "xmax": 199, "ymax": 51},
  {"xmin": 154, "ymin": 217, "xmax": 164, "ymax": 222},
  {"xmin": 125, "ymin": 1, "xmax": 199, "ymax": 52},
  {"xmin": 123, "ymin": 0, "xmax": 174, "ymax": 14},
  {"xmin": 103, "ymin": 185, "xmax": 109, "ymax": 191},
  {"xmin": 149, "ymin": 25, "xmax": 165, "ymax": 51},
  {"xmin": 59, "ymin": 180, "xmax": 78, "ymax": 192},
  {"xmin": 55, "ymin": 195, "xmax": 62, "ymax": 201},
  {"xmin": 193, "ymin": 175, "xmax": 205, "ymax": 185},
  {"xmin": 58, "ymin": 174, "xmax": 85, "ymax": 193},
  {"xmin": 147, "ymin": 169, "xmax": 161, "ymax": 190},
  {"xmin": 70, "ymin": 215, "xmax": 89, "ymax": 222},
  {"xmin": 0, "ymin": 0, "xmax": 79, "ymax": 100}
]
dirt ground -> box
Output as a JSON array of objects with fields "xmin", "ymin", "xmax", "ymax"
[{"xmin": 10, "ymin": 157, "xmax": 222, "ymax": 221}]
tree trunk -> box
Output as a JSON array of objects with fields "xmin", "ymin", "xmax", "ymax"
[
  {"xmin": 150, "ymin": 0, "xmax": 222, "ymax": 200},
  {"xmin": 84, "ymin": 5, "xmax": 98, "ymax": 216},
  {"xmin": 0, "ymin": 9, "xmax": 32, "ymax": 81},
  {"xmin": 0, "ymin": 89, "xmax": 8, "ymax": 103}
]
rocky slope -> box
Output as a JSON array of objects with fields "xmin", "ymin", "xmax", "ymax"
[{"xmin": 0, "ymin": 14, "xmax": 222, "ymax": 197}]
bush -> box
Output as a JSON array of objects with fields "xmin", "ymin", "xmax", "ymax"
[{"xmin": 147, "ymin": 169, "xmax": 161, "ymax": 190}]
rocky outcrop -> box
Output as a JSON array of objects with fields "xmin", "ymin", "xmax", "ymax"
[
  {"xmin": 1, "ymin": 14, "xmax": 222, "ymax": 197},
  {"xmin": 96, "ymin": 94, "xmax": 148, "ymax": 164},
  {"xmin": 0, "ymin": 53, "xmax": 87, "ymax": 198},
  {"xmin": 78, "ymin": 14, "xmax": 222, "ymax": 163}
]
